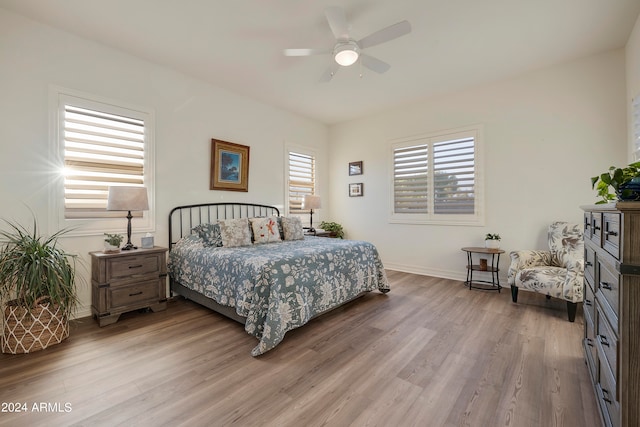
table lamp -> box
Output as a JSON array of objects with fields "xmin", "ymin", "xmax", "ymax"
[
  {"xmin": 107, "ymin": 186, "xmax": 149, "ymax": 250},
  {"xmin": 303, "ymin": 195, "xmax": 321, "ymax": 233}
]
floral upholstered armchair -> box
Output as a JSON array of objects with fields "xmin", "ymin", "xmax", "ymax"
[{"xmin": 508, "ymin": 222, "xmax": 584, "ymax": 322}]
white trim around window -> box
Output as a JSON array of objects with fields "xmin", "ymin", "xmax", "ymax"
[
  {"xmin": 49, "ymin": 86, "xmax": 155, "ymax": 236},
  {"xmin": 285, "ymin": 144, "xmax": 317, "ymax": 216},
  {"xmin": 389, "ymin": 124, "xmax": 484, "ymax": 226}
]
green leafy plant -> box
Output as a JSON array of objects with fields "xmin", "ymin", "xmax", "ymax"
[
  {"xmin": 485, "ymin": 233, "xmax": 501, "ymax": 240},
  {"xmin": 591, "ymin": 161, "xmax": 640, "ymax": 204},
  {"xmin": 104, "ymin": 233, "xmax": 123, "ymax": 247},
  {"xmin": 0, "ymin": 218, "xmax": 79, "ymax": 318},
  {"xmin": 319, "ymin": 221, "xmax": 344, "ymax": 239}
]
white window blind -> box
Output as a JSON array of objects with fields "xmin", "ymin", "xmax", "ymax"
[
  {"xmin": 390, "ymin": 126, "xmax": 483, "ymax": 225},
  {"xmin": 288, "ymin": 151, "xmax": 316, "ymax": 213},
  {"xmin": 63, "ymin": 104, "xmax": 146, "ymax": 219},
  {"xmin": 393, "ymin": 144, "xmax": 428, "ymax": 214},
  {"xmin": 433, "ymin": 137, "xmax": 475, "ymax": 214},
  {"xmin": 634, "ymin": 96, "xmax": 640, "ymax": 161}
]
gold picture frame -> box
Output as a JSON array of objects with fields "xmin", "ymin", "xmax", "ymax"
[{"xmin": 210, "ymin": 139, "xmax": 250, "ymax": 192}]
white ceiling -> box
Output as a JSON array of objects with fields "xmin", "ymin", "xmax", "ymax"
[{"xmin": 2, "ymin": 0, "xmax": 639, "ymax": 125}]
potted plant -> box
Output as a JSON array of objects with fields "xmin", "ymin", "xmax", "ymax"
[
  {"xmin": 485, "ymin": 233, "xmax": 501, "ymax": 249},
  {"xmin": 318, "ymin": 221, "xmax": 345, "ymax": 239},
  {"xmin": 591, "ymin": 161, "xmax": 640, "ymax": 204},
  {"xmin": 0, "ymin": 218, "xmax": 79, "ymax": 353},
  {"xmin": 103, "ymin": 233, "xmax": 123, "ymax": 253}
]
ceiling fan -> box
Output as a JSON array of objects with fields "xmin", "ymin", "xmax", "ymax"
[{"xmin": 284, "ymin": 6, "xmax": 412, "ymax": 82}]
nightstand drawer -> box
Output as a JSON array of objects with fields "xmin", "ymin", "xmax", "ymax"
[
  {"xmin": 107, "ymin": 254, "xmax": 162, "ymax": 281},
  {"xmin": 110, "ymin": 279, "xmax": 161, "ymax": 308}
]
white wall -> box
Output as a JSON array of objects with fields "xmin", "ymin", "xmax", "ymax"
[
  {"xmin": 627, "ymin": 14, "xmax": 640, "ymax": 159},
  {"xmin": 0, "ymin": 9, "xmax": 329, "ymax": 318},
  {"xmin": 328, "ymin": 50, "xmax": 627, "ymax": 281}
]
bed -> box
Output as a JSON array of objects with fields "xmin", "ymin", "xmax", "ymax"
[{"xmin": 168, "ymin": 202, "xmax": 389, "ymax": 356}]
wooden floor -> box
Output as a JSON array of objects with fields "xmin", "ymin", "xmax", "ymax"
[{"xmin": 0, "ymin": 271, "xmax": 600, "ymax": 427}]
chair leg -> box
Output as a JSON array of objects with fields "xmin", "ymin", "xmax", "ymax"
[
  {"xmin": 511, "ymin": 285, "xmax": 518, "ymax": 303},
  {"xmin": 567, "ymin": 301, "xmax": 577, "ymax": 322}
]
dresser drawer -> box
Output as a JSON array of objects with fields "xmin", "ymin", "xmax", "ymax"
[
  {"xmin": 591, "ymin": 212, "xmax": 602, "ymax": 246},
  {"xmin": 584, "ymin": 212, "xmax": 593, "ymax": 240},
  {"xmin": 109, "ymin": 279, "xmax": 161, "ymax": 308},
  {"xmin": 584, "ymin": 309, "xmax": 597, "ymax": 382},
  {"xmin": 596, "ymin": 304, "xmax": 618, "ymax": 390},
  {"xmin": 597, "ymin": 259, "xmax": 620, "ymax": 328},
  {"xmin": 598, "ymin": 357, "xmax": 620, "ymax": 427},
  {"xmin": 603, "ymin": 213, "xmax": 620, "ymax": 260},
  {"xmin": 584, "ymin": 244, "xmax": 596, "ymax": 285},
  {"xmin": 584, "ymin": 280, "xmax": 596, "ymax": 325},
  {"xmin": 107, "ymin": 253, "xmax": 162, "ymax": 281}
]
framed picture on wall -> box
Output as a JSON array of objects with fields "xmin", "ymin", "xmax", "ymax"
[
  {"xmin": 210, "ymin": 139, "xmax": 250, "ymax": 192},
  {"xmin": 349, "ymin": 183, "xmax": 363, "ymax": 197},
  {"xmin": 349, "ymin": 161, "xmax": 363, "ymax": 176}
]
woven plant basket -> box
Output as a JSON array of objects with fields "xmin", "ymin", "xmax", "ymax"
[{"xmin": 1, "ymin": 297, "xmax": 69, "ymax": 354}]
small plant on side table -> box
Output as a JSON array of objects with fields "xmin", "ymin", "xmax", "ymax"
[
  {"xmin": 318, "ymin": 221, "xmax": 344, "ymax": 239},
  {"xmin": 485, "ymin": 233, "xmax": 501, "ymax": 249}
]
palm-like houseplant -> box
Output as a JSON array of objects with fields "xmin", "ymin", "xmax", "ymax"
[{"xmin": 0, "ymin": 218, "xmax": 79, "ymax": 353}]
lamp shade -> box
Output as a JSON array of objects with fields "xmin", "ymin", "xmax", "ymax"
[
  {"xmin": 107, "ymin": 186, "xmax": 149, "ymax": 211},
  {"xmin": 303, "ymin": 195, "xmax": 322, "ymax": 210}
]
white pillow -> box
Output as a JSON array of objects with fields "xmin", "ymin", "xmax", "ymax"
[
  {"xmin": 250, "ymin": 217, "xmax": 282, "ymax": 244},
  {"xmin": 281, "ymin": 217, "xmax": 304, "ymax": 241},
  {"xmin": 218, "ymin": 218, "xmax": 252, "ymax": 247}
]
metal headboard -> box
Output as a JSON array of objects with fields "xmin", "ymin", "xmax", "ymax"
[{"xmin": 168, "ymin": 202, "xmax": 280, "ymax": 250}]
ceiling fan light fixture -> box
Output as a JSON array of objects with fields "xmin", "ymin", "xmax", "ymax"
[{"xmin": 334, "ymin": 41, "xmax": 359, "ymax": 66}]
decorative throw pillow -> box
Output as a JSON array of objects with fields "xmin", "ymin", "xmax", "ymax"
[
  {"xmin": 250, "ymin": 217, "xmax": 282, "ymax": 244},
  {"xmin": 281, "ymin": 216, "xmax": 304, "ymax": 241},
  {"xmin": 191, "ymin": 223, "xmax": 223, "ymax": 247},
  {"xmin": 218, "ymin": 218, "xmax": 252, "ymax": 247}
]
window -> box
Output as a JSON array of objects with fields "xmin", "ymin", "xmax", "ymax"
[
  {"xmin": 51, "ymin": 88, "xmax": 154, "ymax": 234},
  {"xmin": 390, "ymin": 125, "xmax": 483, "ymax": 225},
  {"xmin": 287, "ymin": 149, "xmax": 316, "ymax": 214},
  {"xmin": 634, "ymin": 96, "xmax": 640, "ymax": 161}
]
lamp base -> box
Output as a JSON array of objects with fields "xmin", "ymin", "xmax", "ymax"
[{"xmin": 121, "ymin": 242, "xmax": 137, "ymax": 251}]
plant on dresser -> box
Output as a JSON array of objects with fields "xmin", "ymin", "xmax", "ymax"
[{"xmin": 582, "ymin": 202, "xmax": 640, "ymax": 427}]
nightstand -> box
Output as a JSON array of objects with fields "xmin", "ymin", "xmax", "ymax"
[
  {"xmin": 90, "ymin": 246, "xmax": 168, "ymax": 326},
  {"xmin": 305, "ymin": 230, "xmax": 334, "ymax": 237}
]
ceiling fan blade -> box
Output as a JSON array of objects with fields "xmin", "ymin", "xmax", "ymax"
[
  {"xmin": 320, "ymin": 62, "xmax": 340, "ymax": 82},
  {"xmin": 358, "ymin": 20, "xmax": 411, "ymax": 49},
  {"xmin": 361, "ymin": 54, "xmax": 391, "ymax": 74},
  {"xmin": 325, "ymin": 6, "xmax": 350, "ymax": 40},
  {"xmin": 283, "ymin": 48, "xmax": 330, "ymax": 56}
]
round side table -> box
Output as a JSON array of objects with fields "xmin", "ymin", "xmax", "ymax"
[{"xmin": 461, "ymin": 247, "xmax": 505, "ymax": 292}]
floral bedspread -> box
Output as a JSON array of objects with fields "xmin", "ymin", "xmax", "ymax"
[{"xmin": 168, "ymin": 235, "xmax": 389, "ymax": 356}]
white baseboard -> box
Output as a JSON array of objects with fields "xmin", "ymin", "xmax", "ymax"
[{"xmin": 384, "ymin": 262, "xmax": 508, "ymax": 284}]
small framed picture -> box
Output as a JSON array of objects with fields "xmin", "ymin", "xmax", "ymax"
[
  {"xmin": 349, "ymin": 183, "xmax": 363, "ymax": 197},
  {"xmin": 349, "ymin": 161, "xmax": 363, "ymax": 176}
]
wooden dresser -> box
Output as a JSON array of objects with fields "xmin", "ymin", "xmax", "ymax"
[
  {"xmin": 90, "ymin": 246, "xmax": 168, "ymax": 326},
  {"xmin": 582, "ymin": 203, "xmax": 640, "ymax": 427}
]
